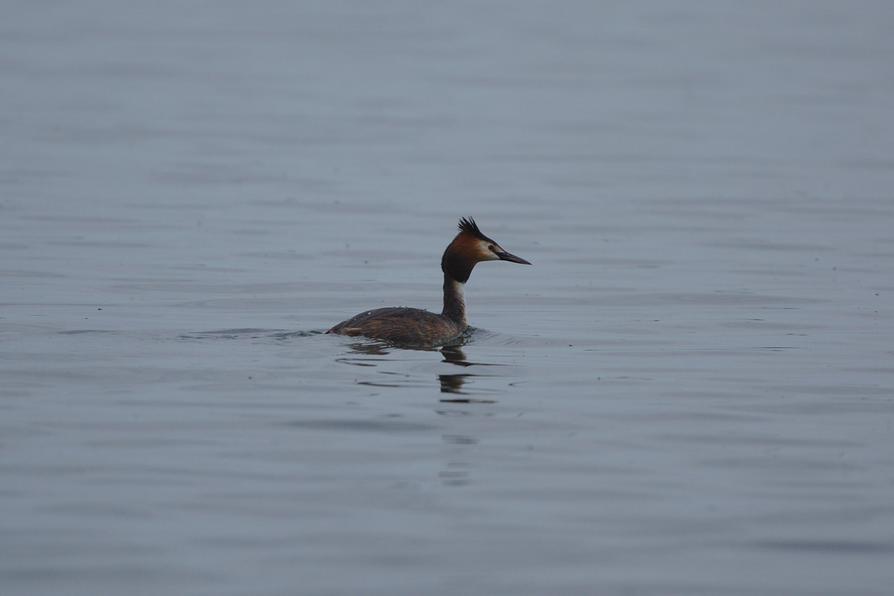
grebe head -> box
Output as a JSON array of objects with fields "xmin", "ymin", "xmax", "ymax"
[{"xmin": 441, "ymin": 217, "xmax": 531, "ymax": 283}]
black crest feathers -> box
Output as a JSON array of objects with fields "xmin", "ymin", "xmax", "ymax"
[{"xmin": 457, "ymin": 217, "xmax": 489, "ymax": 241}]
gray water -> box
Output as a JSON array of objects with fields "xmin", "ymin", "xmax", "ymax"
[{"xmin": 2, "ymin": 1, "xmax": 894, "ymax": 595}]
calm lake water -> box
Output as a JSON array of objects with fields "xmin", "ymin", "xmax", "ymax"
[{"xmin": 2, "ymin": 1, "xmax": 894, "ymax": 595}]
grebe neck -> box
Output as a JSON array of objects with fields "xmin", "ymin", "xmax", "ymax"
[{"xmin": 441, "ymin": 273, "xmax": 467, "ymax": 326}]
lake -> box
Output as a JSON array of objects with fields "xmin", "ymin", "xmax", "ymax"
[{"xmin": 2, "ymin": 1, "xmax": 893, "ymax": 594}]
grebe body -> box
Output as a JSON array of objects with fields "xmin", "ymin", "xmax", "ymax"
[{"xmin": 327, "ymin": 218, "xmax": 530, "ymax": 347}]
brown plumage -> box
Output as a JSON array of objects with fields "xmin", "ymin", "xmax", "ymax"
[
  {"xmin": 327, "ymin": 307, "xmax": 464, "ymax": 346},
  {"xmin": 327, "ymin": 218, "xmax": 531, "ymax": 347}
]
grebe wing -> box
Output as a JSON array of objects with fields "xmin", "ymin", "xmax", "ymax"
[{"xmin": 327, "ymin": 307, "xmax": 462, "ymax": 346}]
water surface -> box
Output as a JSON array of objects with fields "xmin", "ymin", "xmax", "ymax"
[{"xmin": 2, "ymin": 2, "xmax": 894, "ymax": 595}]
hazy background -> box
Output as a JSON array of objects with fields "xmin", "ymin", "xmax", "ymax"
[{"xmin": 2, "ymin": 1, "xmax": 893, "ymax": 595}]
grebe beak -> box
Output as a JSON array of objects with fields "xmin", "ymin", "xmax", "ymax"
[{"xmin": 495, "ymin": 250, "xmax": 531, "ymax": 265}]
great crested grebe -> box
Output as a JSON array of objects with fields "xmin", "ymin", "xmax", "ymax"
[{"xmin": 327, "ymin": 218, "xmax": 531, "ymax": 347}]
